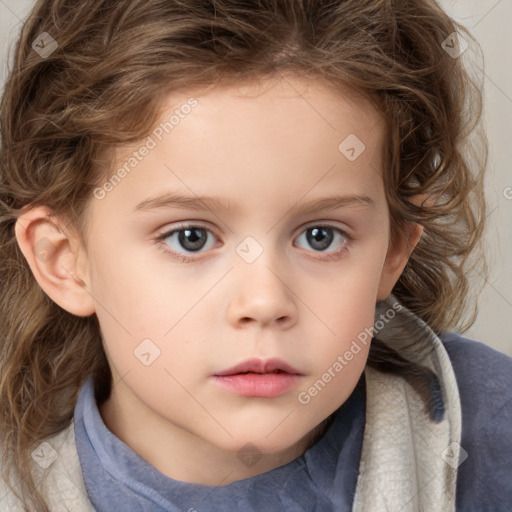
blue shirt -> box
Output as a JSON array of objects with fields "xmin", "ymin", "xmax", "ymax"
[{"xmin": 73, "ymin": 332, "xmax": 512, "ymax": 511}]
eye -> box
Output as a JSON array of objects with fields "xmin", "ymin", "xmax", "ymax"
[
  {"xmin": 154, "ymin": 224, "xmax": 217, "ymax": 262},
  {"xmin": 294, "ymin": 224, "xmax": 352, "ymax": 259}
]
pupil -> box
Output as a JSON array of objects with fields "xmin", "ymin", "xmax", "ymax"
[
  {"xmin": 179, "ymin": 228, "xmax": 206, "ymax": 251},
  {"xmin": 307, "ymin": 227, "xmax": 333, "ymax": 251}
]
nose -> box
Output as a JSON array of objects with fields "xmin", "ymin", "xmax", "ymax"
[{"xmin": 226, "ymin": 253, "xmax": 298, "ymax": 330}]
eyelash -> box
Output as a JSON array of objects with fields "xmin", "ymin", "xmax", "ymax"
[{"xmin": 153, "ymin": 223, "xmax": 354, "ymax": 263}]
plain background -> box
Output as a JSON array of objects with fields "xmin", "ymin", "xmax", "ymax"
[{"xmin": 1, "ymin": 0, "xmax": 511, "ymax": 356}]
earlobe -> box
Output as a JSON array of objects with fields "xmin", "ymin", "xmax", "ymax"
[
  {"xmin": 376, "ymin": 221, "xmax": 424, "ymax": 302},
  {"xmin": 14, "ymin": 206, "xmax": 95, "ymax": 317}
]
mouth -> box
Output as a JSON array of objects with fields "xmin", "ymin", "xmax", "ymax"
[
  {"xmin": 212, "ymin": 357, "xmax": 303, "ymax": 377},
  {"xmin": 211, "ymin": 358, "xmax": 303, "ymax": 398}
]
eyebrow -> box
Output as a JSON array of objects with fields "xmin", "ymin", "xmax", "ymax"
[{"xmin": 134, "ymin": 191, "xmax": 376, "ymax": 216}]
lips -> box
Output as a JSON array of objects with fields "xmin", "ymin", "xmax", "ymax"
[
  {"xmin": 213, "ymin": 357, "xmax": 303, "ymax": 376},
  {"xmin": 211, "ymin": 358, "xmax": 303, "ymax": 398}
]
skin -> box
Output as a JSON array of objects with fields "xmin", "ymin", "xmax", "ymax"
[{"xmin": 14, "ymin": 75, "xmax": 423, "ymax": 486}]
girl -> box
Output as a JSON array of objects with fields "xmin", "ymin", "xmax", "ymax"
[{"xmin": 1, "ymin": 0, "xmax": 511, "ymax": 511}]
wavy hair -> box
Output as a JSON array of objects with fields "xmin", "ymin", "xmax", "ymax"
[{"xmin": 0, "ymin": 0, "xmax": 488, "ymax": 509}]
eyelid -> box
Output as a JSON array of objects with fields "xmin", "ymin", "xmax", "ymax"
[
  {"xmin": 155, "ymin": 222, "xmax": 213, "ymax": 238},
  {"xmin": 298, "ymin": 220, "xmax": 354, "ymax": 240}
]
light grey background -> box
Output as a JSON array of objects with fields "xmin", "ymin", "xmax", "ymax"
[{"xmin": 1, "ymin": 0, "xmax": 511, "ymax": 355}]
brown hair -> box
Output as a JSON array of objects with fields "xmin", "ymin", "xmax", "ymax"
[{"xmin": 0, "ymin": 0, "xmax": 488, "ymax": 509}]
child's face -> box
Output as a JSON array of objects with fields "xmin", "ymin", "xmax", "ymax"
[{"xmin": 18, "ymin": 75, "xmax": 420, "ymax": 481}]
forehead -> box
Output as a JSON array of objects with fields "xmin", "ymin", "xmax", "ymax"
[
  {"xmin": 90, "ymin": 75, "xmax": 387, "ymax": 225},
  {"xmin": 116, "ymin": 74, "xmax": 384, "ymax": 172},
  {"xmin": 164, "ymin": 74, "xmax": 383, "ymax": 133}
]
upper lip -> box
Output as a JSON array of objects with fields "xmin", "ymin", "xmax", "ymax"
[{"xmin": 213, "ymin": 357, "xmax": 303, "ymax": 376}]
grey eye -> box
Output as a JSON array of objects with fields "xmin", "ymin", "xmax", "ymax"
[
  {"xmin": 295, "ymin": 225, "xmax": 348, "ymax": 253},
  {"xmin": 162, "ymin": 227, "xmax": 215, "ymax": 254}
]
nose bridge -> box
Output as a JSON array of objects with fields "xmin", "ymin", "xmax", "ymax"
[
  {"xmin": 235, "ymin": 233, "xmax": 285, "ymax": 292},
  {"xmin": 228, "ymin": 232, "xmax": 297, "ymax": 327}
]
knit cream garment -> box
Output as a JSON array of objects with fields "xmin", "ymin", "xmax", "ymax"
[
  {"xmin": 352, "ymin": 294, "xmax": 462, "ymax": 512},
  {"xmin": 0, "ymin": 419, "xmax": 94, "ymax": 511}
]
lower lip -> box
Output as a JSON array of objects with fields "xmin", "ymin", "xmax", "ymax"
[{"xmin": 211, "ymin": 372, "xmax": 302, "ymax": 398}]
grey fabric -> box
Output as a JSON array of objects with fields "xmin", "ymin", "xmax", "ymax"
[{"xmin": 439, "ymin": 331, "xmax": 512, "ymax": 511}]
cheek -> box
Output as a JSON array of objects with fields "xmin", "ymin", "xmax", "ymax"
[
  {"xmin": 340, "ymin": 241, "xmax": 388, "ymax": 303},
  {"xmin": 90, "ymin": 274, "xmax": 206, "ymax": 378},
  {"xmin": 85, "ymin": 247, "xmax": 162, "ymax": 367},
  {"xmin": 303, "ymin": 268, "xmax": 378, "ymax": 378},
  {"xmin": 310, "ymin": 256, "xmax": 383, "ymax": 326},
  {"xmin": 89, "ymin": 238, "xmax": 171, "ymax": 322}
]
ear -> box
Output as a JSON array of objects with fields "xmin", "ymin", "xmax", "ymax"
[
  {"xmin": 376, "ymin": 194, "xmax": 428, "ymax": 302},
  {"xmin": 14, "ymin": 205, "xmax": 95, "ymax": 317}
]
